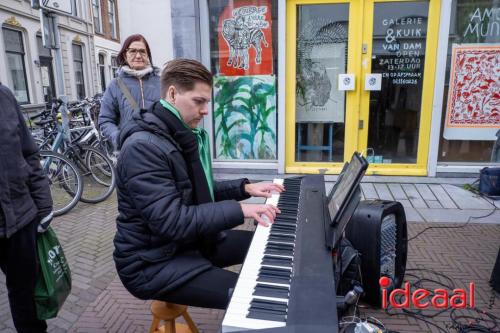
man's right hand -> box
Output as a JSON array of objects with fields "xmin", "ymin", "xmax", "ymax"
[{"xmin": 240, "ymin": 203, "xmax": 281, "ymax": 227}]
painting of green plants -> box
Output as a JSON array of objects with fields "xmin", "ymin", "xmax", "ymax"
[{"xmin": 214, "ymin": 75, "xmax": 277, "ymax": 160}]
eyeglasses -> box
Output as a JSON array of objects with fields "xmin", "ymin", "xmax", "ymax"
[{"xmin": 127, "ymin": 48, "xmax": 148, "ymax": 57}]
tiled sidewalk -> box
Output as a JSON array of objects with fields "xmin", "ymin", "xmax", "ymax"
[{"xmin": 1, "ymin": 181, "xmax": 499, "ymax": 333}]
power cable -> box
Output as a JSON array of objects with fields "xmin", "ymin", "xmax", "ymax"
[{"xmin": 407, "ymin": 181, "xmax": 499, "ymax": 242}]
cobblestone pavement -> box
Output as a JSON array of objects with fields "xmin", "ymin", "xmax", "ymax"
[{"xmin": 1, "ymin": 181, "xmax": 499, "ymax": 333}]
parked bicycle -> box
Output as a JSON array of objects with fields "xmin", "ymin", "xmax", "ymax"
[{"xmin": 28, "ymin": 97, "xmax": 116, "ymax": 215}]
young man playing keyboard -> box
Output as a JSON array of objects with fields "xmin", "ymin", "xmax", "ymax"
[{"xmin": 113, "ymin": 58, "xmax": 283, "ymax": 309}]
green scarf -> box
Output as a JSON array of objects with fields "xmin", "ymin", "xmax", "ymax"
[{"xmin": 160, "ymin": 99, "xmax": 214, "ymax": 200}]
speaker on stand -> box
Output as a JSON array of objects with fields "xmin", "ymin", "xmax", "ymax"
[{"xmin": 345, "ymin": 200, "xmax": 408, "ymax": 307}]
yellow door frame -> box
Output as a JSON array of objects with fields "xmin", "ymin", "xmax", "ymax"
[{"xmin": 285, "ymin": 0, "xmax": 441, "ymax": 176}]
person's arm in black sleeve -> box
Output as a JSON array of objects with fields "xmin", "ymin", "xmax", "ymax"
[
  {"xmin": 98, "ymin": 81, "xmax": 120, "ymax": 149},
  {"xmin": 15, "ymin": 96, "xmax": 53, "ymax": 226},
  {"xmin": 214, "ymin": 179, "xmax": 251, "ymax": 202},
  {"xmin": 120, "ymin": 141, "xmax": 245, "ymax": 243}
]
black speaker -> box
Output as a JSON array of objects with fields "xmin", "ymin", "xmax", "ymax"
[{"xmin": 345, "ymin": 200, "xmax": 408, "ymax": 307}]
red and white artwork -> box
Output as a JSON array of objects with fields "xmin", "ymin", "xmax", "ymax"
[
  {"xmin": 444, "ymin": 44, "xmax": 500, "ymax": 140},
  {"xmin": 217, "ymin": 0, "xmax": 273, "ymax": 76}
]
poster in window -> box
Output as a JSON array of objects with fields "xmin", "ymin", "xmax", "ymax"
[
  {"xmin": 217, "ymin": 0, "xmax": 273, "ymax": 76},
  {"xmin": 213, "ymin": 75, "xmax": 276, "ymax": 160},
  {"xmin": 296, "ymin": 42, "xmax": 346, "ymax": 123},
  {"xmin": 444, "ymin": 44, "xmax": 500, "ymax": 140}
]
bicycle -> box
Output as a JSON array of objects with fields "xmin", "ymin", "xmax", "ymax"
[
  {"xmin": 39, "ymin": 150, "xmax": 83, "ymax": 216},
  {"xmin": 33, "ymin": 98, "xmax": 116, "ymax": 208}
]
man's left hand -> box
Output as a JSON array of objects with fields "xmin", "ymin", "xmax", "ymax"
[
  {"xmin": 38, "ymin": 211, "xmax": 54, "ymax": 233},
  {"xmin": 245, "ymin": 182, "xmax": 284, "ymax": 198}
]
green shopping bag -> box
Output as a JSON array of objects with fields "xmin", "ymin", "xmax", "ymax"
[{"xmin": 34, "ymin": 227, "xmax": 72, "ymax": 320}]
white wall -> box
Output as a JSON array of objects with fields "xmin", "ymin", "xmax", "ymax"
[{"xmin": 118, "ymin": 0, "xmax": 174, "ymax": 69}]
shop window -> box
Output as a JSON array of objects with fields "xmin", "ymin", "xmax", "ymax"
[
  {"xmin": 98, "ymin": 53, "xmax": 106, "ymax": 92},
  {"xmin": 108, "ymin": 0, "xmax": 117, "ymax": 39},
  {"xmin": 71, "ymin": 0, "xmax": 78, "ymax": 17},
  {"xmin": 72, "ymin": 43, "xmax": 86, "ymax": 100},
  {"xmin": 208, "ymin": 0, "xmax": 278, "ymax": 161},
  {"xmin": 438, "ymin": 0, "xmax": 500, "ymax": 163},
  {"xmin": 294, "ymin": 4, "xmax": 350, "ymax": 163},
  {"xmin": 367, "ymin": 2, "xmax": 429, "ymax": 164},
  {"xmin": 92, "ymin": 0, "xmax": 102, "ymax": 34},
  {"xmin": 2, "ymin": 27, "xmax": 30, "ymax": 104},
  {"xmin": 111, "ymin": 55, "xmax": 118, "ymax": 78}
]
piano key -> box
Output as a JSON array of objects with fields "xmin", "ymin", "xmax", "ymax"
[
  {"xmin": 259, "ymin": 266, "xmax": 292, "ymax": 277},
  {"xmin": 257, "ymin": 272, "xmax": 291, "ymax": 283},
  {"xmin": 269, "ymin": 227, "xmax": 297, "ymax": 233},
  {"xmin": 250, "ymin": 298, "xmax": 288, "ymax": 313},
  {"xmin": 248, "ymin": 305, "xmax": 287, "ymax": 318},
  {"xmin": 277, "ymin": 202, "xmax": 298, "ymax": 208},
  {"xmin": 262, "ymin": 255, "xmax": 293, "ymax": 267},
  {"xmin": 223, "ymin": 178, "xmax": 298, "ymax": 332},
  {"xmin": 266, "ymin": 242, "xmax": 294, "ymax": 251},
  {"xmin": 271, "ymin": 224, "xmax": 296, "ymax": 232},
  {"xmin": 275, "ymin": 213, "xmax": 298, "ymax": 220},
  {"xmin": 264, "ymin": 249, "xmax": 294, "ymax": 257},
  {"xmin": 226, "ymin": 284, "xmax": 290, "ymax": 316},
  {"xmin": 253, "ymin": 283, "xmax": 290, "ymax": 299},
  {"xmin": 268, "ymin": 234, "xmax": 295, "ymax": 243},
  {"xmin": 273, "ymin": 220, "xmax": 297, "ymax": 227},
  {"xmin": 222, "ymin": 315, "xmax": 285, "ymax": 332},
  {"xmin": 247, "ymin": 310, "xmax": 287, "ymax": 323}
]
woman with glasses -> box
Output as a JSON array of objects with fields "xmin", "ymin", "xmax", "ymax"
[{"xmin": 98, "ymin": 34, "xmax": 160, "ymax": 151}]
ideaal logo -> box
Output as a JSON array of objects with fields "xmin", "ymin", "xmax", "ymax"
[{"xmin": 379, "ymin": 276, "xmax": 475, "ymax": 309}]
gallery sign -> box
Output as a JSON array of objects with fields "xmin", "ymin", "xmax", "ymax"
[{"xmin": 375, "ymin": 13, "xmax": 427, "ymax": 86}]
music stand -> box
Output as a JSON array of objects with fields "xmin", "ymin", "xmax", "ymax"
[{"xmin": 324, "ymin": 152, "xmax": 368, "ymax": 250}]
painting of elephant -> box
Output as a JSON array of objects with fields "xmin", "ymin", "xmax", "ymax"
[{"xmin": 221, "ymin": 7, "xmax": 269, "ymax": 70}]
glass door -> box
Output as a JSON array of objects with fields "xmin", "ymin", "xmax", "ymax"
[
  {"xmin": 285, "ymin": 0, "xmax": 440, "ymax": 175},
  {"xmin": 358, "ymin": 0, "xmax": 440, "ymax": 175},
  {"xmin": 286, "ymin": 0, "xmax": 362, "ymax": 173}
]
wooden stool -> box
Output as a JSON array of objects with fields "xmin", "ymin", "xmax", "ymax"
[{"xmin": 149, "ymin": 301, "xmax": 199, "ymax": 333}]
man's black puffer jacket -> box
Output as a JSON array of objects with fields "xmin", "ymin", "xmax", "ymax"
[
  {"xmin": 0, "ymin": 84, "xmax": 52, "ymax": 238},
  {"xmin": 113, "ymin": 105, "xmax": 250, "ymax": 300}
]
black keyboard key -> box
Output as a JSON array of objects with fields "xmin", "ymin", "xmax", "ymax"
[
  {"xmin": 268, "ymin": 233, "xmax": 295, "ymax": 243},
  {"xmin": 247, "ymin": 310, "xmax": 287, "ymax": 322},
  {"xmin": 259, "ymin": 266, "xmax": 291, "ymax": 277},
  {"xmin": 262, "ymin": 255, "xmax": 293, "ymax": 267},
  {"xmin": 274, "ymin": 216, "xmax": 297, "ymax": 225},
  {"xmin": 275, "ymin": 213, "xmax": 297, "ymax": 220},
  {"xmin": 271, "ymin": 223, "xmax": 296, "ymax": 231},
  {"xmin": 258, "ymin": 267, "xmax": 291, "ymax": 284},
  {"xmin": 278, "ymin": 202, "xmax": 297, "ymax": 207},
  {"xmin": 253, "ymin": 283, "xmax": 290, "ymax": 299},
  {"xmin": 264, "ymin": 248, "xmax": 294, "ymax": 256},
  {"xmin": 250, "ymin": 298, "xmax": 288, "ymax": 314},
  {"xmin": 267, "ymin": 242, "xmax": 294, "ymax": 250},
  {"xmin": 268, "ymin": 231, "xmax": 295, "ymax": 239},
  {"xmin": 257, "ymin": 274, "xmax": 291, "ymax": 284}
]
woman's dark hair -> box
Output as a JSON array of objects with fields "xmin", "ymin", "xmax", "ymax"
[{"xmin": 116, "ymin": 34, "xmax": 153, "ymax": 67}]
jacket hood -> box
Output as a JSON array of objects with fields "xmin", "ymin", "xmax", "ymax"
[{"xmin": 118, "ymin": 101, "xmax": 174, "ymax": 149}]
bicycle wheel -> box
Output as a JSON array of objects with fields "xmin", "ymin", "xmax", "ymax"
[
  {"xmin": 78, "ymin": 145, "xmax": 116, "ymax": 203},
  {"xmin": 40, "ymin": 150, "xmax": 83, "ymax": 216},
  {"xmin": 90, "ymin": 138, "xmax": 117, "ymax": 167}
]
